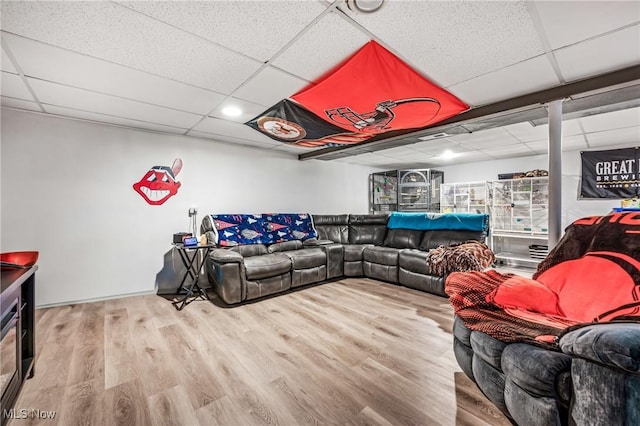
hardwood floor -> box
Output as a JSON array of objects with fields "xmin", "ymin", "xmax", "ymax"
[{"xmin": 9, "ymin": 278, "xmax": 512, "ymax": 426}]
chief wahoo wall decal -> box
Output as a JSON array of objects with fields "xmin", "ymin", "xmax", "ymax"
[{"xmin": 133, "ymin": 158, "xmax": 182, "ymax": 205}]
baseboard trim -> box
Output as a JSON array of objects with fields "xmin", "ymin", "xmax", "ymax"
[{"xmin": 36, "ymin": 289, "xmax": 159, "ymax": 309}]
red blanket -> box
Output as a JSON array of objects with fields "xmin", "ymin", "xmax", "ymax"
[{"xmin": 446, "ymin": 211, "xmax": 640, "ymax": 348}]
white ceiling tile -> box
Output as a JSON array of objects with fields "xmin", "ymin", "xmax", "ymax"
[
  {"xmin": 503, "ymin": 122, "xmax": 548, "ymax": 142},
  {"xmin": 1, "ymin": 45, "xmax": 17, "ymax": 73},
  {"xmin": 586, "ymin": 127, "xmax": 640, "ymax": 148},
  {"xmin": 561, "ymin": 120, "xmax": 585, "ymax": 137},
  {"xmin": 524, "ymin": 135, "xmax": 587, "ymax": 152},
  {"xmin": 43, "ymin": 104, "xmax": 189, "ymax": 135},
  {"xmin": 384, "ymin": 151, "xmax": 433, "ymax": 162},
  {"xmin": 233, "ymin": 66, "xmax": 310, "ymax": 107},
  {"xmin": 273, "ymin": 11, "xmax": 370, "ymax": 81},
  {"xmin": 448, "ymin": 55, "xmax": 560, "ymax": 107},
  {"xmin": 412, "ymin": 139, "xmax": 468, "ymax": 153},
  {"xmin": 453, "ymin": 128, "xmax": 523, "ymax": 149},
  {"xmin": 375, "ymin": 146, "xmax": 419, "ymax": 157},
  {"xmin": 533, "ymin": 1, "xmax": 640, "ymax": 49},
  {"xmin": 27, "ymin": 78, "xmax": 202, "ymax": 129},
  {"xmin": 117, "ymin": 0, "xmax": 327, "ymax": 62},
  {"xmin": 343, "ymin": 153, "xmax": 400, "ymax": 167},
  {"xmin": 3, "ymin": 34, "xmax": 226, "ymax": 115},
  {"xmin": 1, "ymin": 96, "xmax": 40, "ymax": 112},
  {"xmin": 580, "ymin": 107, "xmax": 640, "ymax": 133},
  {"xmin": 413, "ymin": 136, "xmax": 475, "ymax": 150},
  {"xmin": 270, "ymin": 144, "xmax": 313, "ymax": 155},
  {"xmin": 209, "ymin": 97, "xmax": 270, "ymax": 123},
  {"xmin": 1, "ymin": 71, "xmax": 34, "ymax": 101},
  {"xmin": 186, "ymin": 129, "xmax": 281, "ymax": 150},
  {"xmin": 457, "ymin": 138, "xmax": 522, "ymax": 149},
  {"xmin": 344, "ymin": 153, "xmax": 384, "ymax": 163},
  {"xmin": 449, "ymin": 151, "xmax": 496, "ymax": 163},
  {"xmin": 561, "ymin": 134, "xmax": 589, "ymax": 150},
  {"xmin": 480, "ymin": 144, "xmax": 536, "ymax": 156},
  {"xmin": 445, "ymin": 127, "xmax": 511, "ymax": 145},
  {"xmin": 185, "ymin": 130, "xmax": 222, "ymax": 142},
  {"xmin": 343, "ymin": 1, "xmax": 544, "ymax": 86},
  {"xmin": 191, "ymin": 116, "xmax": 281, "ymax": 145},
  {"xmin": 1, "ymin": 1, "xmax": 263, "ymax": 93},
  {"xmin": 554, "ymin": 25, "xmax": 640, "ymax": 82},
  {"xmin": 524, "ymin": 140, "xmax": 548, "ymax": 153},
  {"xmin": 502, "ymin": 119, "xmax": 583, "ymax": 142}
]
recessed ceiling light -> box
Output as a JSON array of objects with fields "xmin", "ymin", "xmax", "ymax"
[
  {"xmin": 346, "ymin": 0, "xmax": 385, "ymax": 14},
  {"xmin": 440, "ymin": 150, "xmax": 455, "ymax": 160},
  {"xmin": 222, "ymin": 106, "xmax": 242, "ymax": 117}
]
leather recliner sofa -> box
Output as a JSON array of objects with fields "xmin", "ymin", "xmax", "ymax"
[
  {"xmin": 446, "ymin": 211, "xmax": 640, "ymax": 425},
  {"xmin": 203, "ymin": 212, "xmax": 489, "ymax": 305}
]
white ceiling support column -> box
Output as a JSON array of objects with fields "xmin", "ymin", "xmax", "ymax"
[{"xmin": 548, "ymin": 99, "xmax": 563, "ymax": 248}]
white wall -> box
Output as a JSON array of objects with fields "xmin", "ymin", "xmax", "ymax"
[
  {"xmin": 439, "ymin": 150, "xmax": 632, "ymax": 229},
  {"xmin": 1, "ymin": 109, "xmax": 373, "ymax": 306}
]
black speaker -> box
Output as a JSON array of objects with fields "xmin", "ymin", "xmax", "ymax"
[{"xmin": 173, "ymin": 232, "xmax": 192, "ymax": 244}]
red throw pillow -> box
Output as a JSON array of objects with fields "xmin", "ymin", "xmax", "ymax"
[
  {"xmin": 536, "ymin": 252, "xmax": 639, "ymax": 323},
  {"xmin": 487, "ymin": 275, "xmax": 562, "ymax": 316}
]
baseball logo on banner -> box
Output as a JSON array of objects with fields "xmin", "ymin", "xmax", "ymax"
[{"xmin": 580, "ymin": 147, "xmax": 639, "ymax": 199}]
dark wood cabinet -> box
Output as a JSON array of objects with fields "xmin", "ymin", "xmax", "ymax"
[{"xmin": 1, "ymin": 266, "xmax": 36, "ymax": 426}]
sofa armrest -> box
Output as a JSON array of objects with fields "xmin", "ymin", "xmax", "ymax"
[
  {"xmin": 559, "ymin": 323, "xmax": 640, "ymax": 373},
  {"xmin": 303, "ymin": 238, "xmax": 335, "ymax": 246},
  {"xmin": 210, "ymin": 248, "xmax": 244, "ymax": 263}
]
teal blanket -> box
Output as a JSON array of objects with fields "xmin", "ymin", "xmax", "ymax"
[{"xmin": 387, "ymin": 212, "xmax": 489, "ymax": 232}]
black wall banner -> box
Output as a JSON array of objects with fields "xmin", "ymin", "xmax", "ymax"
[{"xmin": 580, "ymin": 147, "xmax": 640, "ymax": 199}]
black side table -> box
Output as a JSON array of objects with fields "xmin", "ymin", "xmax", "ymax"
[{"xmin": 172, "ymin": 243, "xmax": 213, "ymax": 310}]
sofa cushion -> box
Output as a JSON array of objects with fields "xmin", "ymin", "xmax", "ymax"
[
  {"xmin": 470, "ymin": 331, "xmax": 508, "ymax": 370},
  {"xmin": 312, "ymin": 214, "xmax": 349, "ymax": 243},
  {"xmin": 383, "ymin": 229, "xmax": 423, "ymax": 249},
  {"xmin": 363, "ymin": 246, "xmax": 400, "ymax": 266},
  {"xmin": 399, "ymin": 271, "xmax": 445, "ymax": 296},
  {"xmin": 302, "ymin": 238, "xmax": 335, "ymax": 246},
  {"xmin": 283, "ymin": 248, "xmax": 326, "ymax": 269},
  {"xmin": 244, "ymin": 253, "xmax": 291, "ymax": 280},
  {"xmin": 230, "ymin": 244, "xmax": 268, "ymax": 257},
  {"xmin": 472, "ymin": 355, "xmax": 508, "ymax": 414},
  {"xmin": 419, "ymin": 230, "xmax": 485, "ymax": 251},
  {"xmin": 343, "ymin": 244, "xmax": 372, "ymax": 261},
  {"xmin": 453, "ymin": 315, "xmax": 472, "ymax": 347},
  {"xmin": 559, "ymin": 323, "xmax": 640, "ymax": 374},
  {"xmin": 268, "ymin": 240, "xmax": 303, "ymax": 253},
  {"xmin": 210, "ymin": 248, "xmax": 244, "ymax": 263},
  {"xmin": 502, "ymin": 343, "xmax": 572, "ymax": 398},
  {"xmin": 348, "ymin": 214, "xmax": 388, "ymax": 244},
  {"xmin": 504, "ymin": 379, "xmax": 564, "ymax": 426},
  {"xmin": 363, "ymin": 262, "xmax": 398, "ymax": 283},
  {"xmin": 398, "ymin": 249, "xmax": 431, "ymax": 275}
]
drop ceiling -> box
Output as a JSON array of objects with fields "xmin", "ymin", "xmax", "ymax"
[{"xmin": 1, "ymin": 0, "xmax": 639, "ymax": 169}]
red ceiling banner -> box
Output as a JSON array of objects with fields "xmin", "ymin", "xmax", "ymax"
[
  {"xmin": 246, "ymin": 40, "xmax": 469, "ymax": 148},
  {"xmin": 292, "ymin": 40, "xmax": 468, "ymax": 134}
]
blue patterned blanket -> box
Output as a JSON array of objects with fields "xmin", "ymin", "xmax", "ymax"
[{"xmin": 207, "ymin": 213, "xmax": 317, "ymax": 246}]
